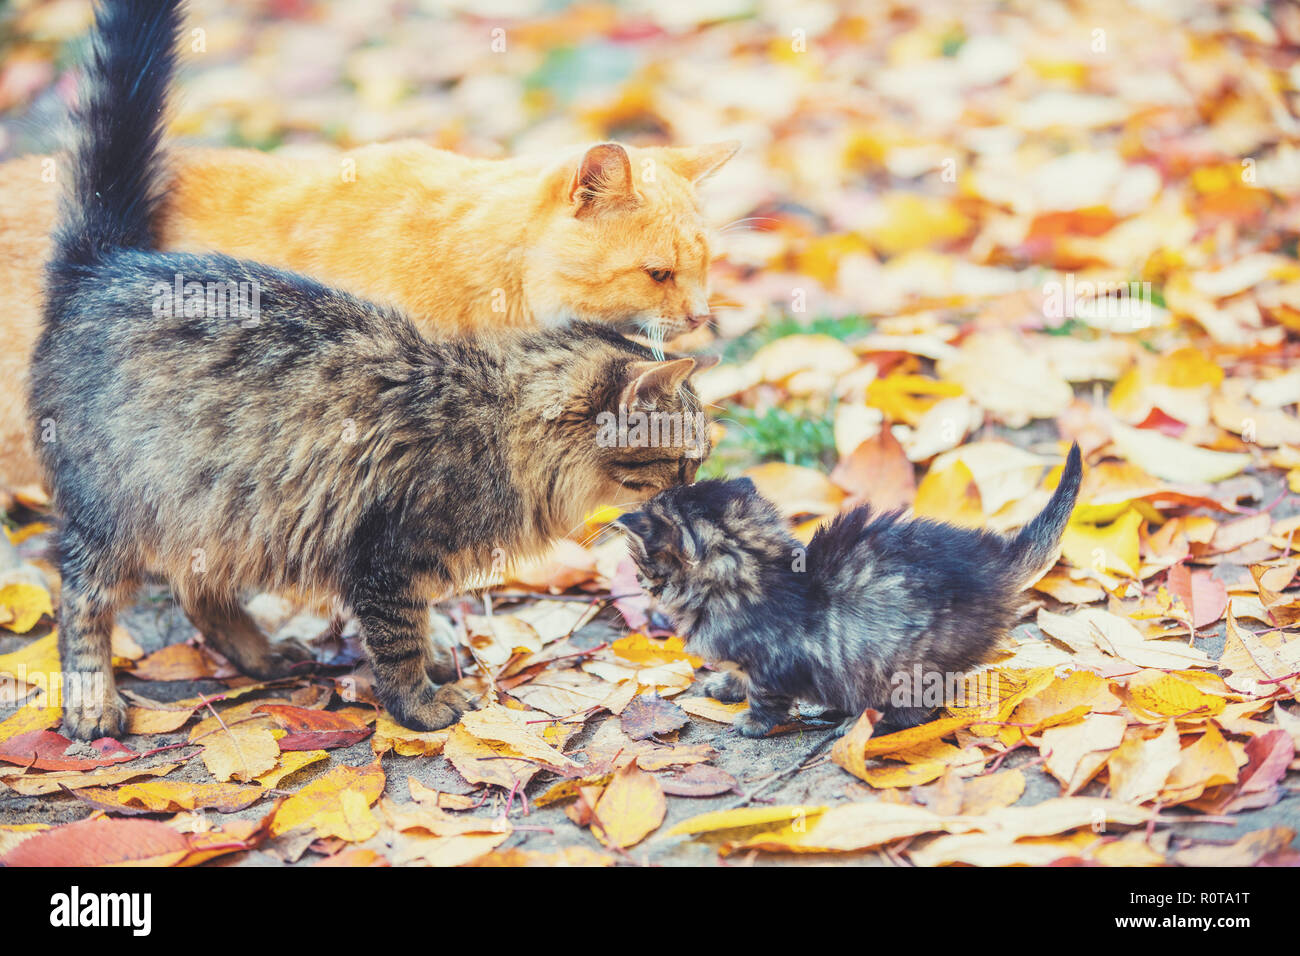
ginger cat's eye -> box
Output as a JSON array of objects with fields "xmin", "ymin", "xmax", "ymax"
[{"xmin": 646, "ymin": 268, "xmax": 674, "ymax": 283}]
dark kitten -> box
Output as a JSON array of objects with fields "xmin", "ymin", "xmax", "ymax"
[
  {"xmin": 34, "ymin": 0, "xmax": 710, "ymax": 740},
  {"xmin": 614, "ymin": 444, "xmax": 1083, "ymax": 737}
]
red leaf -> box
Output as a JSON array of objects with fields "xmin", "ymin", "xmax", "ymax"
[
  {"xmin": 1166, "ymin": 565, "xmax": 1228, "ymax": 630},
  {"xmin": 253, "ymin": 705, "xmax": 372, "ymax": 750},
  {"xmin": 0, "ymin": 817, "xmax": 191, "ymax": 866},
  {"xmin": 0, "ymin": 731, "xmax": 140, "ymax": 771}
]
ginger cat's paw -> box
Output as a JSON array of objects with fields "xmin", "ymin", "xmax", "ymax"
[{"xmin": 242, "ymin": 637, "xmax": 317, "ymax": 680}]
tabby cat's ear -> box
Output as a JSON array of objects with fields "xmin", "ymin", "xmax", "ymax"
[
  {"xmin": 620, "ymin": 357, "xmax": 697, "ymax": 409},
  {"xmin": 665, "ymin": 141, "xmax": 741, "ymax": 184},
  {"xmin": 569, "ymin": 143, "xmax": 636, "ymax": 217}
]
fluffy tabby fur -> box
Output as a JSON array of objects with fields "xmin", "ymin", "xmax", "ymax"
[
  {"xmin": 35, "ymin": 0, "xmax": 710, "ymax": 740},
  {"xmin": 615, "ymin": 444, "xmax": 1083, "ymax": 737},
  {"xmin": 0, "ymin": 64, "xmax": 736, "ymax": 492}
]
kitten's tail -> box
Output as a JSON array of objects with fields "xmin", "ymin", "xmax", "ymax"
[
  {"xmin": 1009, "ymin": 442, "xmax": 1083, "ymax": 585},
  {"xmin": 50, "ymin": 0, "xmax": 183, "ymax": 273}
]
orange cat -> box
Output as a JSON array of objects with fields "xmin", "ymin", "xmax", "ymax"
[{"xmin": 0, "ymin": 138, "xmax": 737, "ymax": 490}]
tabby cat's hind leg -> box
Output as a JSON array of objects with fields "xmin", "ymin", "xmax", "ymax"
[{"xmin": 56, "ymin": 524, "xmax": 136, "ymax": 740}]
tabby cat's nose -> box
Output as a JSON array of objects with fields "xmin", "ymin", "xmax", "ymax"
[{"xmin": 686, "ymin": 312, "xmax": 710, "ymax": 329}]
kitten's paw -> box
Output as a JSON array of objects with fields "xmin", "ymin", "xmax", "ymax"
[
  {"xmin": 62, "ymin": 691, "xmax": 128, "ymax": 741},
  {"xmin": 701, "ymin": 670, "xmax": 747, "ymax": 703},
  {"xmin": 385, "ymin": 680, "xmax": 477, "ymax": 732},
  {"xmin": 734, "ymin": 710, "xmax": 776, "ymax": 739},
  {"xmin": 245, "ymin": 638, "xmax": 317, "ymax": 680}
]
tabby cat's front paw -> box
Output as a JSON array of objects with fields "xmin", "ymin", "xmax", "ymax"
[
  {"xmin": 62, "ymin": 689, "xmax": 128, "ymax": 741},
  {"xmin": 384, "ymin": 680, "xmax": 478, "ymax": 732}
]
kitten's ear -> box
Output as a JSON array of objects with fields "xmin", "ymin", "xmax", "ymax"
[
  {"xmin": 727, "ymin": 476, "xmax": 758, "ymax": 497},
  {"xmin": 569, "ymin": 143, "xmax": 636, "ymax": 217},
  {"xmin": 613, "ymin": 511, "xmax": 652, "ymax": 546},
  {"xmin": 665, "ymin": 141, "xmax": 741, "ymax": 184},
  {"xmin": 621, "ymin": 357, "xmax": 697, "ymax": 409}
]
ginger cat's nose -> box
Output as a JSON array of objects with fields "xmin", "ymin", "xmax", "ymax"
[{"xmin": 686, "ymin": 313, "xmax": 711, "ymax": 330}]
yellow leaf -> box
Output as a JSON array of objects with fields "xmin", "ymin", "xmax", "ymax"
[
  {"xmin": 1060, "ymin": 507, "xmax": 1143, "ymax": 577},
  {"xmin": 256, "ymin": 749, "xmax": 329, "ymax": 789},
  {"xmin": 726, "ymin": 801, "xmax": 964, "ymax": 854},
  {"xmin": 865, "ymin": 374, "xmax": 963, "ymax": 425},
  {"xmin": 1127, "ymin": 671, "xmax": 1226, "ymax": 721},
  {"xmin": 0, "ymin": 583, "xmax": 53, "ymax": 634},
  {"xmin": 371, "ymin": 714, "xmax": 450, "ymax": 757},
  {"xmin": 859, "ymin": 759, "xmax": 948, "ymax": 788},
  {"xmin": 667, "ymin": 804, "xmax": 827, "ymax": 838},
  {"xmin": 592, "ymin": 763, "xmax": 666, "ymax": 849},
  {"xmin": 200, "ymin": 725, "xmax": 280, "ymax": 783},
  {"xmin": 80, "ymin": 780, "xmax": 264, "ymax": 813},
  {"xmin": 864, "ymin": 193, "xmax": 972, "ymax": 257},
  {"xmin": 270, "ymin": 760, "xmax": 385, "ymax": 840},
  {"xmin": 913, "ymin": 459, "xmax": 983, "ymax": 527}
]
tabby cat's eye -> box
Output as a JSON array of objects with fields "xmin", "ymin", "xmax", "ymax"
[{"xmin": 646, "ymin": 268, "xmax": 674, "ymax": 283}]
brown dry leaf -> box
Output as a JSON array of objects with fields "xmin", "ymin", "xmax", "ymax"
[
  {"xmin": 635, "ymin": 743, "xmax": 715, "ymax": 771},
  {"xmin": 1106, "ymin": 721, "xmax": 1182, "ymax": 804},
  {"xmin": 742, "ymin": 461, "xmax": 845, "ymax": 518},
  {"xmin": 620, "ymin": 692, "xmax": 689, "ymax": 740},
  {"xmin": 458, "ymin": 705, "xmax": 579, "ymax": 769},
  {"xmin": 677, "ymin": 697, "xmax": 748, "ymax": 724},
  {"xmin": 470, "ymin": 846, "xmax": 615, "ymax": 867},
  {"xmin": 407, "ymin": 778, "xmax": 477, "ymax": 811},
  {"xmin": 0, "ymin": 762, "xmax": 180, "ymax": 796},
  {"xmin": 830, "ymin": 427, "xmax": 916, "ymax": 510},
  {"xmin": 1041, "ymin": 713, "xmax": 1127, "ymax": 793},
  {"xmin": 592, "ymin": 762, "xmax": 666, "ymax": 849},
  {"xmin": 959, "ymin": 769, "xmax": 1026, "ymax": 815},
  {"xmin": 391, "ymin": 830, "xmax": 509, "ymax": 866},
  {"xmin": 130, "ymin": 643, "xmax": 224, "ymax": 681},
  {"xmin": 443, "ymin": 725, "xmax": 539, "ymax": 790},
  {"xmin": 1172, "ymin": 827, "xmax": 1296, "ymax": 867},
  {"xmin": 126, "ymin": 703, "xmax": 199, "ymax": 735},
  {"xmin": 1159, "ymin": 722, "xmax": 1239, "ymax": 805},
  {"xmin": 370, "ymin": 715, "xmax": 450, "ymax": 757}
]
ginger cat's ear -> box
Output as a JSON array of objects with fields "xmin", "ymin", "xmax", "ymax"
[
  {"xmin": 569, "ymin": 143, "xmax": 636, "ymax": 217},
  {"xmin": 621, "ymin": 357, "xmax": 698, "ymax": 408},
  {"xmin": 665, "ymin": 141, "xmax": 741, "ymax": 184}
]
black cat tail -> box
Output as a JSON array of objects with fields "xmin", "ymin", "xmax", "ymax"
[
  {"xmin": 1010, "ymin": 442, "xmax": 1083, "ymax": 583},
  {"xmin": 49, "ymin": 0, "xmax": 184, "ymax": 280}
]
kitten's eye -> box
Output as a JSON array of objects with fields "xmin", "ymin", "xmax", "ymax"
[{"xmin": 646, "ymin": 268, "xmax": 674, "ymax": 283}]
